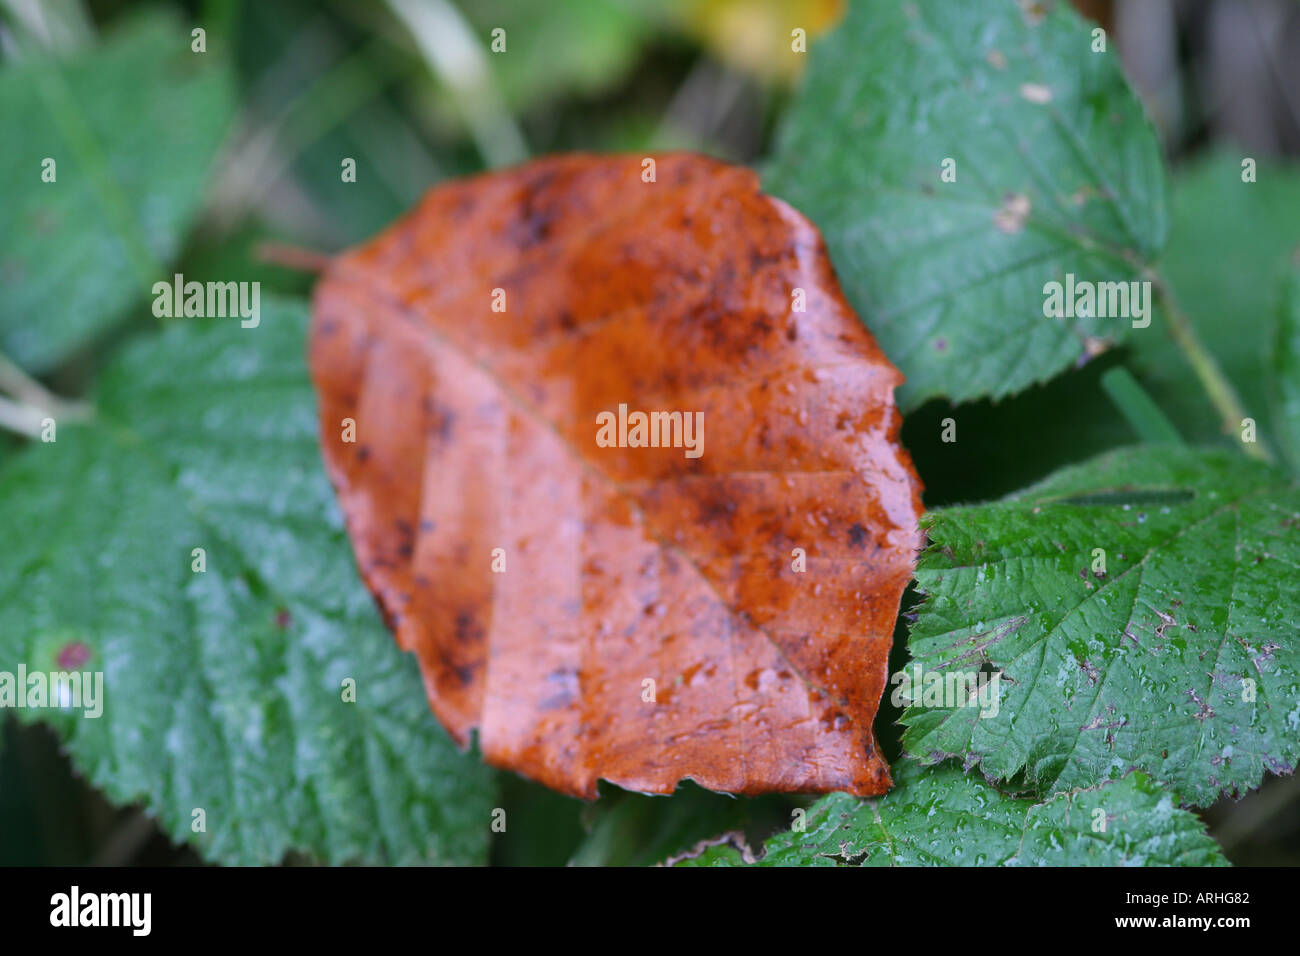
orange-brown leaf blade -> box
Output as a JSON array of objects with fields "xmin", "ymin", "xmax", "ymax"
[{"xmin": 310, "ymin": 153, "xmax": 923, "ymax": 799}]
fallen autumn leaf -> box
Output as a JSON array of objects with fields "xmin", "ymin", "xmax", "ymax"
[{"xmin": 310, "ymin": 152, "xmax": 923, "ymax": 799}]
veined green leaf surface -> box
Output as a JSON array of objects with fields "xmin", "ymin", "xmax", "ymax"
[
  {"xmin": 905, "ymin": 446, "xmax": 1300, "ymax": 806},
  {"xmin": 765, "ymin": 0, "xmax": 1166, "ymax": 409},
  {"xmin": 0, "ymin": 299, "xmax": 495, "ymax": 864},
  {"xmin": 0, "ymin": 10, "xmax": 234, "ymax": 371}
]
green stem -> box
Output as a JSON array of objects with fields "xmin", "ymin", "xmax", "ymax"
[
  {"xmin": 1148, "ymin": 270, "xmax": 1272, "ymax": 463},
  {"xmin": 1100, "ymin": 367, "xmax": 1184, "ymax": 445}
]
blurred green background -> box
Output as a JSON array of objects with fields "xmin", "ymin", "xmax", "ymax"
[{"xmin": 1, "ymin": 0, "xmax": 1298, "ymax": 865}]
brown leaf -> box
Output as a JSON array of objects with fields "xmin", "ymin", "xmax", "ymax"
[{"xmin": 310, "ymin": 153, "xmax": 923, "ymax": 799}]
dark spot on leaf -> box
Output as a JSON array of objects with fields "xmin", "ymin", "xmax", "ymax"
[
  {"xmin": 57, "ymin": 642, "xmax": 91, "ymax": 670},
  {"xmin": 454, "ymin": 610, "xmax": 481, "ymax": 645}
]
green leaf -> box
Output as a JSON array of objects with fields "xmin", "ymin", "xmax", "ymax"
[
  {"xmin": 764, "ymin": 0, "xmax": 1166, "ymax": 409},
  {"xmin": 1272, "ymin": 264, "xmax": 1300, "ymax": 472},
  {"xmin": 677, "ymin": 762, "xmax": 1226, "ymax": 866},
  {"xmin": 1131, "ymin": 152, "xmax": 1300, "ymax": 452},
  {"xmin": 0, "ymin": 9, "xmax": 234, "ymax": 371},
  {"xmin": 904, "ymin": 446, "xmax": 1300, "ymax": 806},
  {"xmin": 0, "ymin": 298, "xmax": 495, "ymax": 864}
]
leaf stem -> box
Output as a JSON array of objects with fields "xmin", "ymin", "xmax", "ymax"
[
  {"xmin": 0, "ymin": 395, "xmax": 46, "ymax": 438},
  {"xmin": 384, "ymin": 0, "xmax": 529, "ymax": 168},
  {"xmin": 0, "ymin": 351, "xmax": 56, "ymax": 409},
  {"xmin": 254, "ymin": 241, "xmax": 333, "ymax": 274},
  {"xmin": 0, "ymin": 350, "xmax": 94, "ymax": 437},
  {"xmin": 1100, "ymin": 367, "xmax": 1184, "ymax": 445},
  {"xmin": 1148, "ymin": 269, "xmax": 1272, "ymax": 463}
]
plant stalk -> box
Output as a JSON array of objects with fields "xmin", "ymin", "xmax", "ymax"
[
  {"xmin": 1148, "ymin": 270, "xmax": 1272, "ymax": 463},
  {"xmin": 0, "ymin": 351, "xmax": 94, "ymax": 438}
]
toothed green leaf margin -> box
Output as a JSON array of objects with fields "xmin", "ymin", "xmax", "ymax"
[
  {"xmin": 677, "ymin": 762, "xmax": 1226, "ymax": 866},
  {"xmin": 0, "ymin": 299, "xmax": 495, "ymax": 864},
  {"xmin": 903, "ymin": 446, "xmax": 1300, "ymax": 806}
]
